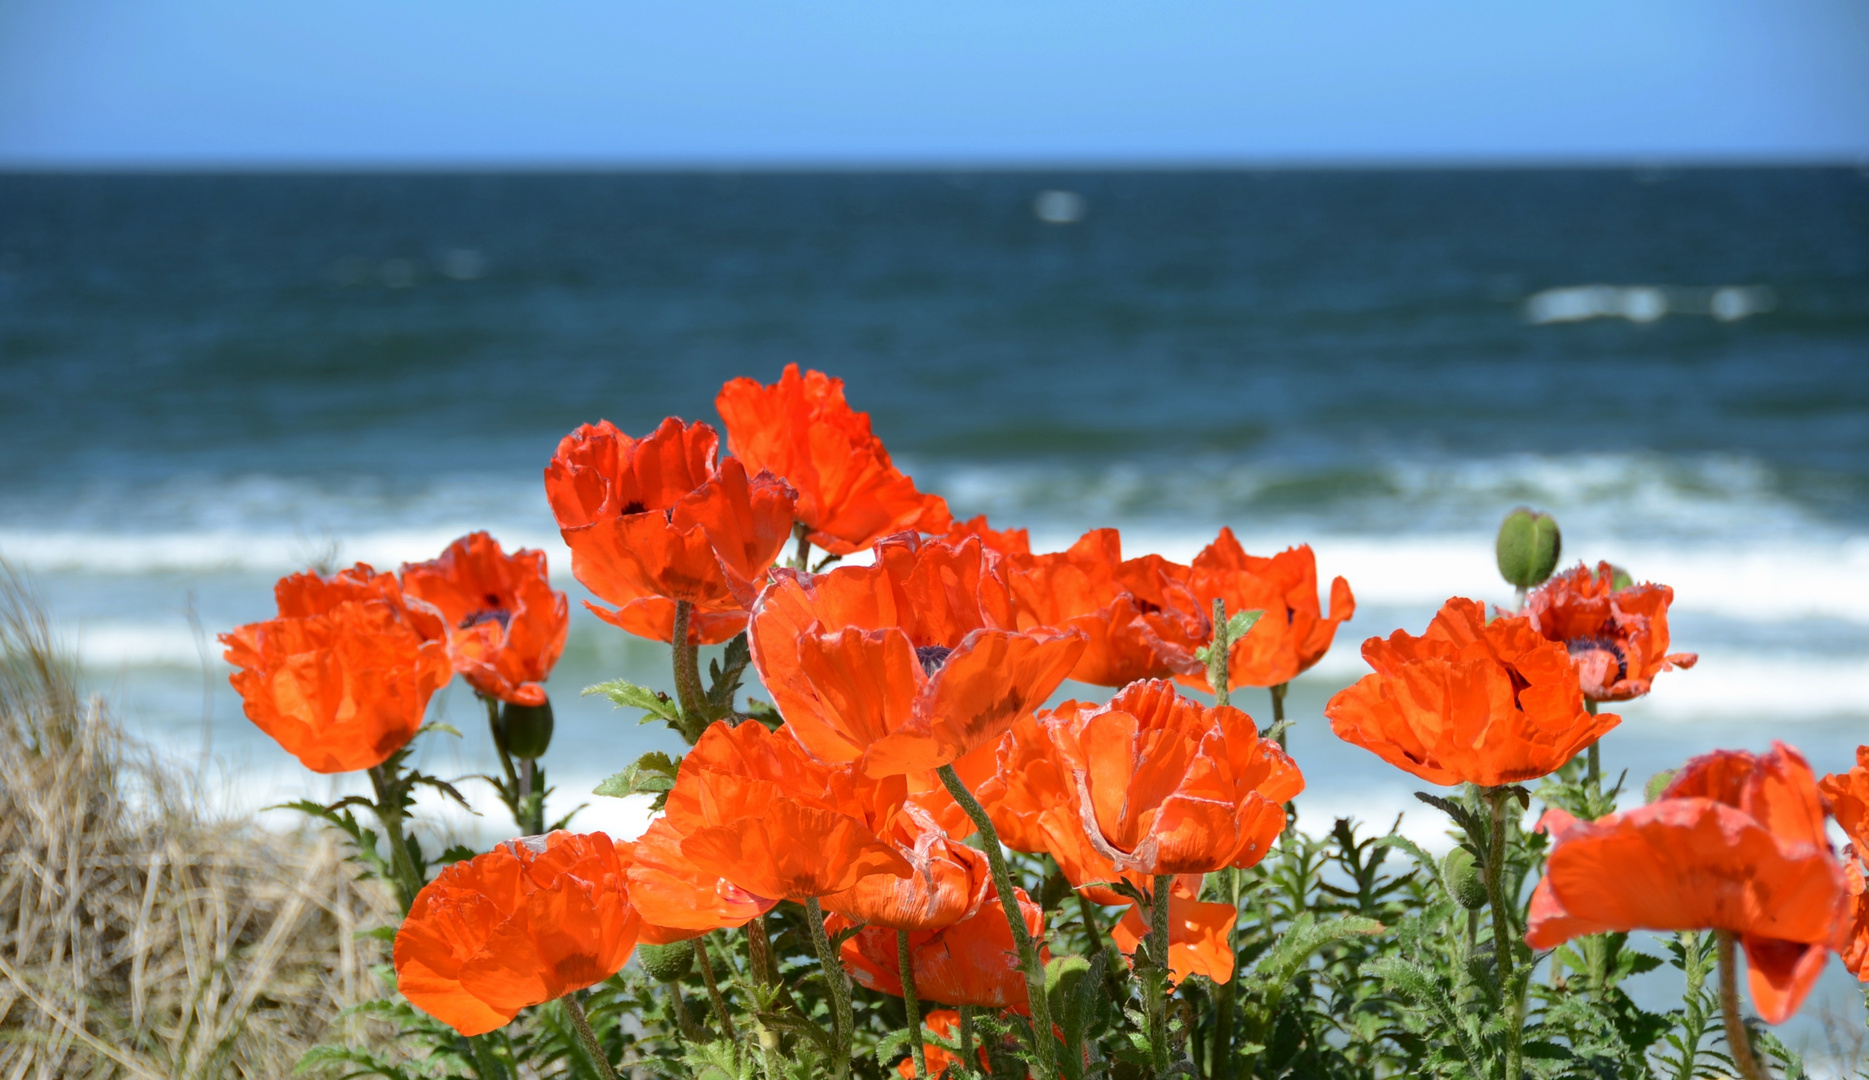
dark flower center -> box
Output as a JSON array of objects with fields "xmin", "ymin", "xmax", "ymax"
[
  {"xmin": 620, "ymin": 500, "xmax": 648, "ymax": 516},
  {"xmin": 915, "ymin": 645, "xmax": 954, "ymax": 675},
  {"xmin": 461, "ymin": 607, "xmax": 513, "ymax": 631},
  {"xmin": 1568, "ymin": 635, "xmax": 1628, "ymax": 684}
]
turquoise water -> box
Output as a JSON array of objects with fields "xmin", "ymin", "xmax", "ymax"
[{"xmin": 3, "ymin": 167, "xmax": 1868, "ymax": 1052}]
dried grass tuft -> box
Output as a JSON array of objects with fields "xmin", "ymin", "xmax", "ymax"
[{"xmin": 0, "ymin": 560, "xmax": 401, "ymax": 1079}]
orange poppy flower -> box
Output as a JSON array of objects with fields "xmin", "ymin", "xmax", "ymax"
[
  {"xmin": 544, "ymin": 416, "xmax": 796, "ymax": 645},
  {"xmin": 1324, "ymin": 598, "xmax": 1620, "ymax": 788},
  {"xmin": 620, "ymin": 815, "xmax": 779, "ymax": 935},
  {"xmin": 1526, "ymin": 744, "xmax": 1846, "ymax": 1024},
  {"xmin": 1017, "ymin": 679, "xmax": 1302, "ymax": 879},
  {"xmin": 1176, "ymin": 530, "xmax": 1354, "ymax": 693},
  {"xmin": 1523, "ymin": 561, "xmax": 1697, "ymax": 702},
  {"xmin": 400, "ymin": 532, "xmax": 568, "ymax": 706},
  {"xmin": 748, "ymin": 533, "xmax": 1085, "ymax": 777},
  {"xmin": 1004, "ymin": 529, "xmax": 1209, "ymax": 688},
  {"xmin": 1817, "ymin": 747, "xmax": 1869, "ymax": 849},
  {"xmin": 220, "ymin": 564, "xmax": 452, "ymax": 774},
  {"xmin": 942, "ymin": 515, "xmax": 1032, "ymax": 557},
  {"xmin": 658, "ymin": 719, "xmax": 912, "ymax": 901},
  {"xmin": 895, "ymin": 1010, "xmax": 990, "ymax": 1079},
  {"xmin": 1838, "ymin": 852, "xmax": 1869, "ymax": 980},
  {"xmin": 830, "ymin": 881, "xmax": 1047, "ymax": 1008},
  {"xmin": 716, "ymin": 365, "xmax": 952, "ymax": 556},
  {"xmin": 822, "ymin": 805, "xmax": 992, "ymax": 931},
  {"xmin": 1109, "ymin": 888, "xmax": 1238, "ymax": 986},
  {"xmin": 394, "ymin": 832, "xmax": 641, "ymax": 1036}
]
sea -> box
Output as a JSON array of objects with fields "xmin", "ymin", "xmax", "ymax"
[{"xmin": 4, "ymin": 168, "xmax": 1868, "ymax": 1053}]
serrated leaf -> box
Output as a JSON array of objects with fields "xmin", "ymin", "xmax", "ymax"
[
  {"xmin": 595, "ymin": 751, "xmax": 682, "ymax": 799},
  {"xmin": 584, "ymin": 677, "xmax": 683, "ymax": 723}
]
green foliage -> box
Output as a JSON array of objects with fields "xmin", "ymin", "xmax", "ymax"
[{"xmin": 595, "ymin": 749, "xmax": 682, "ymax": 811}]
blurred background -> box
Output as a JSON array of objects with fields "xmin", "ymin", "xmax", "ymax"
[{"xmin": 2, "ymin": 0, "xmax": 1868, "ymax": 1053}]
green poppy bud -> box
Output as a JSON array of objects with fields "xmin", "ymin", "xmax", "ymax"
[
  {"xmin": 1495, "ymin": 508, "xmax": 1562, "ymax": 590},
  {"xmin": 1441, "ymin": 846, "xmax": 1488, "ymax": 910},
  {"xmin": 1045, "ymin": 955, "xmax": 1091, "ymax": 1020},
  {"xmin": 497, "ymin": 698, "xmax": 554, "ymax": 760},
  {"xmin": 637, "ymin": 940, "xmax": 694, "ymax": 983}
]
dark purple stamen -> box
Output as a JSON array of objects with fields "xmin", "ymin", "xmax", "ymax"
[
  {"xmin": 1568, "ymin": 635, "xmax": 1628, "ymax": 683},
  {"xmin": 915, "ymin": 645, "xmax": 954, "ymax": 675}
]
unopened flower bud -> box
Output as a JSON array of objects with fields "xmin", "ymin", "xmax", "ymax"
[
  {"xmin": 637, "ymin": 941, "xmax": 694, "ymax": 983},
  {"xmin": 497, "ymin": 698, "xmax": 555, "ymax": 760},
  {"xmin": 1441, "ymin": 846, "xmax": 1488, "ymax": 910},
  {"xmin": 1495, "ymin": 508, "xmax": 1562, "ymax": 590}
]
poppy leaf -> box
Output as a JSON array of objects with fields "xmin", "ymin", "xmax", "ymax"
[
  {"xmin": 584, "ymin": 677, "xmax": 683, "ymax": 724},
  {"xmin": 1222, "ymin": 609, "xmax": 1263, "ymax": 641},
  {"xmin": 594, "ymin": 751, "xmax": 682, "ymax": 799},
  {"xmin": 416, "ymin": 722, "xmax": 463, "ymax": 739}
]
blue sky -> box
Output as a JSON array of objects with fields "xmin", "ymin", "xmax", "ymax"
[{"xmin": 3, "ymin": 0, "xmax": 1866, "ymax": 166}]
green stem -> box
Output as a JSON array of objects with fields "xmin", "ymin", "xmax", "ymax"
[
  {"xmin": 1583, "ymin": 699, "xmax": 1602, "ymax": 805},
  {"xmin": 1076, "ymin": 891, "xmax": 1105, "ymax": 954},
  {"xmin": 1270, "ymin": 682, "xmax": 1288, "ymax": 750},
  {"xmin": 790, "ymin": 522, "xmax": 812, "ymax": 572},
  {"xmin": 366, "ymin": 763, "xmax": 423, "ymax": 912},
  {"xmin": 1717, "ymin": 931, "xmax": 1767, "ymax": 1080},
  {"xmin": 695, "ymin": 936, "xmax": 737, "ymax": 1041},
  {"xmin": 1210, "ymin": 870, "xmax": 1239, "ymax": 1080},
  {"xmin": 670, "ymin": 600, "xmax": 707, "ymax": 742},
  {"xmin": 1207, "ymin": 598, "xmax": 1232, "ymax": 708},
  {"xmin": 899, "ymin": 929, "xmax": 928, "ymax": 1080},
  {"xmin": 562, "ymin": 993, "xmax": 619, "ymax": 1080},
  {"xmin": 1483, "ymin": 787, "xmax": 1522, "ymax": 1080},
  {"xmin": 805, "ymin": 898, "xmax": 853, "ymax": 1080},
  {"xmin": 958, "ymin": 1006, "xmax": 976, "ymax": 1078},
  {"xmin": 670, "ymin": 977, "xmax": 703, "ymax": 1042},
  {"xmin": 937, "ymin": 764, "xmax": 1057, "ymax": 1080},
  {"xmin": 1148, "ymin": 874, "xmax": 1174, "ymax": 1076},
  {"xmin": 485, "ymin": 694, "xmax": 522, "ymax": 801},
  {"xmin": 517, "ymin": 757, "xmax": 543, "ymax": 835}
]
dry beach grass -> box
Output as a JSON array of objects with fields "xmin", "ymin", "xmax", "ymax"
[{"xmin": 0, "ymin": 563, "xmax": 399, "ymax": 1079}]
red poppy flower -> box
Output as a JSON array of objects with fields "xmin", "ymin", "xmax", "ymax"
[
  {"xmin": 895, "ymin": 1010, "xmax": 990, "ymax": 1079},
  {"xmin": 544, "ymin": 417, "xmax": 796, "ymax": 644},
  {"xmin": 620, "ymin": 815, "xmax": 779, "ymax": 935},
  {"xmin": 1526, "ymin": 743, "xmax": 1846, "ymax": 1024},
  {"xmin": 1324, "ymin": 598, "xmax": 1620, "ymax": 788},
  {"xmin": 400, "ymin": 532, "xmax": 568, "ymax": 706},
  {"xmin": 1176, "ymin": 530, "xmax": 1354, "ymax": 693},
  {"xmin": 394, "ymin": 832, "xmax": 641, "ymax": 1036},
  {"xmin": 220, "ymin": 564, "xmax": 451, "ymax": 774},
  {"xmin": 1004, "ymin": 529, "xmax": 1209, "ymax": 688},
  {"xmin": 749, "ymin": 533, "xmax": 1085, "ymax": 777},
  {"xmin": 1109, "ymin": 888, "xmax": 1238, "ymax": 986},
  {"xmin": 822, "ymin": 805, "xmax": 993, "ymax": 931},
  {"xmin": 831, "ymin": 881, "xmax": 1047, "ymax": 1009},
  {"xmin": 942, "ymin": 515, "xmax": 1032, "ymax": 557},
  {"xmin": 1523, "ymin": 561, "xmax": 1697, "ymax": 702},
  {"xmin": 998, "ymin": 680, "xmax": 1302, "ymax": 883},
  {"xmin": 656, "ymin": 719, "xmax": 912, "ymax": 901},
  {"xmin": 716, "ymin": 365, "xmax": 951, "ymax": 555}
]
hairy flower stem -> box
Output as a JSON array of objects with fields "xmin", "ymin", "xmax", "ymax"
[
  {"xmin": 1148, "ymin": 874, "xmax": 1174, "ymax": 1076},
  {"xmin": 484, "ymin": 695, "xmax": 522, "ymax": 805},
  {"xmin": 937, "ymin": 764, "xmax": 1058, "ymax": 1080},
  {"xmin": 695, "ymin": 936, "xmax": 737, "ymax": 1041},
  {"xmin": 745, "ymin": 917, "xmax": 784, "ymax": 1079},
  {"xmin": 958, "ymin": 1006, "xmax": 977, "ymax": 1077},
  {"xmin": 1269, "ymin": 682, "xmax": 1288, "ymax": 750},
  {"xmin": 1209, "ymin": 869, "xmax": 1240, "ymax": 1080},
  {"xmin": 1583, "ymin": 700, "xmax": 1602, "ymax": 802},
  {"xmin": 1717, "ymin": 932, "xmax": 1767, "ymax": 1080},
  {"xmin": 790, "ymin": 522, "xmax": 813, "ymax": 572},
  {"xmin": 366, "ymin": 763, "xmax": 422, "ymax": 912},
  {"xmin": 670, "ymin": 601, "xmax": 707, "ymax": 742},
  {"xmin": 899, "ymin": 930, "xmax": 928, "ymax": 1080},
  {"xmin": 1207, "ymin": 599, "xmax": 1232, "ymax": 709},
  {"xmin": 562, "ymin": 994, "xmax": 619, "ymax": 1080},
  {"xmin": 1483, "ymin": 787, "xmax": 1522, "ymax": 1080},
  {"xmin": 805, "ymin": 898, "xmax": 854, "ymax": 1080}
]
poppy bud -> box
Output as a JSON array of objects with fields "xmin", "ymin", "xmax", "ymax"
[
  {"xmin": 1045, "ymin": 954, "xmax": 1091, "ymax": 1019},
  {"xmin": 497, "ymin": 698, "xmax": 554, "ymax": 760},
  {"xmin": 1441, "ymin": 846, "xmax": 1487, "ymax": 910},
  {"xmin": 1495, "ymin": 508, "xmax": 1562, "ymax": 589},
  {"xmin": 636, "ymin": 941, "xmax": 694, "ymax": 983}
]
